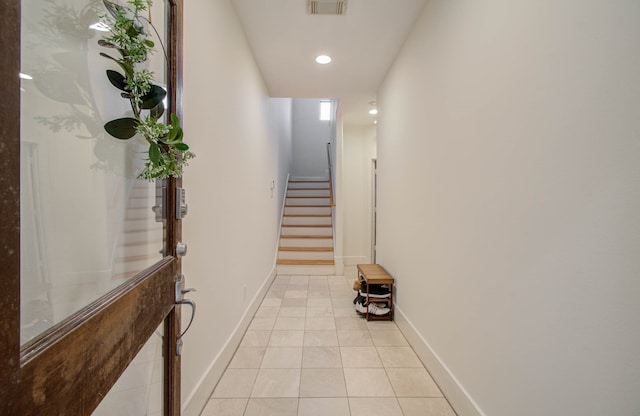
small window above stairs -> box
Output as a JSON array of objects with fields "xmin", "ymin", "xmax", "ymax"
[{"xmin": 277, "ymin": 180, "xmax": 335, "ymax": 275}]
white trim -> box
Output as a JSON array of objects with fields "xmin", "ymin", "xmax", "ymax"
[
  {"xmin": 394, "ymin": 306, "xmax": 486, "ymax": 416},
  {"xmin": 370, "ymin": 158, "xmax": 377, "ymax": 263},
  {"xmin": 289, "ymin": 176, "xmax": 329, "ymax": 181},
  {"xmin": 342, "ymin": 255, "xmax": 368, "ymax": 266},
  {"xmin": 274, "ymin": 173, "xmax": 290, "ymax": 264},
  {"xmin": 276, "ymin": 264, "xmax": 336, "ymax": 275},
  {"xmin": 182, "ymin": 267, "xmax": 276, "ymax": 416},
  {"xmin": 331, "ymin": 205, "xmax": 344, "ymax": 275}
]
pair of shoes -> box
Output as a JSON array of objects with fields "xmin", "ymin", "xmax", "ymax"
[
  {"xmin": 355, "ymin": 301, "xmax": 390, "ymax": 316},
  {"xmin": 353, "ymin": 294, "xmax": 363, "ymax": 304},
  {"xmin": 358, "ymin": 289, "xmax": 390, "ymax": 299},
  {"xmin": 360, "ymin": 282, "xmax": 390, "ymax": 296}
]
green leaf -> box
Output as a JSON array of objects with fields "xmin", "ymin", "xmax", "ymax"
[
  {"xmin": 99, "ymin": 53, "xmax": 133, "ymax": 78},
  {"xmin": 100, "ymin": 49, "xmax": 133, "ymax": 78},
  {"xmin": 99, "ymin": 52, "xmax": 117, "ymax": 62},
  {"xmin": 143, "ymin": 39, "xmax": 155, "ymax": 48},
  {"xmin": 106, "ymin": 70, "xmax": 127, "ymax": 91},
  {"xmin": 171, "ymin": 113, "xmax": 179, "ymax": 128},
  {"xmin": 165, "ymin": 124, "xmax": 178, "ymax": 143},
  {"xmin": 149, "ymin": 142, "xmax": 161, "ymax": 164},
  {"xmin": 104, "ymin": 118, "xmax": 138, "ymax": 139},
  {"xmin": 98, "ymin": 39, "xmax": 117, "ymax": 48},
  {"xmin": 150, "ymin": 101, "xmax": 165, "ymax": 120},
  {"xmin": 173, "ymin": 127, "xmax": 183, "ymax": 143},
  {"xmin": 140, "ymin": 85, "xmax": 167, "ymax": 109},
  {"xmin": 165, "ymin": 129, "xmax": 176, "ymax": 143},
  {"xmin": 127, "ymin": 25, "xmax": 141, "ymax": 38},
  {"xmin": 103, "ymin": 0, "xmax": 124, "ymax": 19},
  {"xmin": 174, "ymin": 143, "xmax": 189, "ymax": 151}
]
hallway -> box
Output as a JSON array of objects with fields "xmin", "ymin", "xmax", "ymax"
[{"xmin": 201, "ymin": 268, "xmax": 456, "ymax": 416}]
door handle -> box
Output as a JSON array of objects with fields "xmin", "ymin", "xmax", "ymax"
[
  {"xmin": 177, "ymin": 299, "xmax": 196, "ymax": 340},
  {"xmin": 174, "ymin": 274, "xmax": 196, "ymax": 355}
]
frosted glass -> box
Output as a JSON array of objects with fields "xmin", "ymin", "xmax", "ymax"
[
  {"xmin": 92, "ymin": 324, "xmax": 165, "ymax": 416},
  {"xmin": 20, "ymin": 0, "xmax": 169, "ymax": 344}
]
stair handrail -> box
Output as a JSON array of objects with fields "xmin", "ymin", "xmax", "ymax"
[{"xmin": 327, "ymin": 142, "xmax": 335, "ymax": 207}]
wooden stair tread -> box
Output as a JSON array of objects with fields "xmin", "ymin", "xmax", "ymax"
[
  {"xmin": 282, "ymin": 224, "xmax": 331, "ymax": 228},
  {"xmin": 286, "ymin": 196, "xmax": 330, "ymax": 198},
  {"xmin": 279, "ymin": 247, "xmax": 333, "ymax": 252},
  {"xmin": 280, "ymin": 235, "xmax": 332, "ymax": 239},
  {"xmin": 289, "ymin": 180, "xmax": 329, "ymax": 183},
  {"xmin": 283, "ymin": 214, "xmax": 331, "ymax": 217},
  {"xmin": 121, "ymin": 228, "xmax": 159, "ymax": 233},
  {"xmin": 287, "ymin": 188, "xmax": 330, "ymax": 191},
  {"xmin": 285, "ymin": 205, "xmax": 331, "ymax": 208},
  {"xmin": 277, "ymin": 259, "xmax": 335, "ymax": 265},
  {"xmin": 120, "ymin": 240, "xmax": 162, "ymax": 247},
  {"xmin": 114, "ymin": 254, "xmax": 157, "ymax": 262}
]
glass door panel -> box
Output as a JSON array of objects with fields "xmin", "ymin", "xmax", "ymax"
[
  {"xmin": 20, "ymin": 0, "xmax": 169, "ymax": 344},
  {"xmin": 92, "ymin": 323, "xmax": 165, "ymax": 416}
]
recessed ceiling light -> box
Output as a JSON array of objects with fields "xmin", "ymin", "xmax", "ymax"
[
  {"xmin": 315, "ymin": 55, "xmax": 332, "ymax": 64},
  {"xmin": 369, "ymin": 109, "xmax": 378, "ymax": 115}
]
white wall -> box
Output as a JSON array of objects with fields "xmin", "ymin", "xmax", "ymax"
[
  {"xmin": 377, "ymin": 1, "xmax": 640, "ymax": 416},
  {"xmin": 292, "ymin": 98, "xmax": 333, "ymax": 180},
  {"xmin": 181, "ymin": 0, "xmax": 292, "ymax": 414},
  {"xmin": 341, "ymin": 124, "xmax": 376, "ymax": 265}
]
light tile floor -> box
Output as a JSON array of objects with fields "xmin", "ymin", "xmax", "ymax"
[{"xmin": 201, "ymin": 273, "xmax": 457, "ymax": 416}]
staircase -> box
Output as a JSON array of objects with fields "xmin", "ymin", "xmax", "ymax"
[
  {"xmin": 277, "ymin": 180, "xmax": 335, "ymax": 275},
  {"xmin": 111, "ymin": 180, "xmax": 164, "ymax": 282}
]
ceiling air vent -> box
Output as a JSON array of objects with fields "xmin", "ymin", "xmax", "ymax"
[{"xmin": 308, "ymin": 0, "xmax": 347, "ymax": 15}]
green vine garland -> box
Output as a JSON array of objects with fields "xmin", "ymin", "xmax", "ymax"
[{"xmin": 99, "ymin": 0, "xmax": 194, "ymax": 180}]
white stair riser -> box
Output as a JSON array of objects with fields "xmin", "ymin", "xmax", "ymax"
[
  {"xmin": 114, "ymin": 243, "xmax": 162, "ymax": 258},
  {"xmin": 284, "ymin": 206, "xmax": 331, "ymax": 215},
  {"xmin": 286, "ymin": 198, "xmax": 330, "ymax": 206},
  {"xmin": 129, "ymin": 186, "xmax": 155, "ymax": 199},
  {"xmin": 127, "ymin": 197, "xmax": 157, "ymax": 208},
  {"xmin": 288, "ymin": 182, "xmax": 329, "ymax": 189},
  {"xmin": 118, "ymin": 230, "xmax": 164, "ymax": 245},
  {"xmin": 124, "ymin": 207, "xmax": 158, "ymax": 219},
  {"xmin": 287, "ymin": 189, "xmax": 330, "ymax": 197},
  {"xmin": 278, "ymin": 251, "xmax": 334, "ymax": 261},
  {"xmin": 112, "ymin": 258, "xmax": 157, "ymax": 274},
  {"xmin": 283, "ymin": 216, "xmax": 332, "ymax": 226},
  {"xmin": 281, "ymin": 227, "xmax": 332, "ymax": 236},
  {"xmin": 276, "ymin": 265, "xmax": 336, "ymax": 275},
  {"xmin": 122, "ymin": 218, "xmax": 160, "ymax": 231},
  {"xmin": 280, "ymin": 238, "xmax": 333, "ymax": 248}
]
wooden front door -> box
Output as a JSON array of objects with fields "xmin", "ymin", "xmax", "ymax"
[{"xmin": 0, "ymin": 0, "xmax": 186, "ymax": 414}]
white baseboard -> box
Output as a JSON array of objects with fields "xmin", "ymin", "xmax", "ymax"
[
  {"xmin": 342, "ymin": 255, "xmax": 368, "ymax": 266},
  {"xmin": 289, "ymin": 176, "xmax": 329, "ymax": 181},
  {"xmin": 182, "ymin": 267, "xmax": 276, "ymax": 416},
  {"xmin": 276, "ymin": 264, "xmax": 336, "ymax": 275},
  {"xmin": 394, "ymin": 306, "xmax": 485, "ymax": 416}
]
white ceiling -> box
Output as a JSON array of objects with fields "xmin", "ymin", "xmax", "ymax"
[{"xmin": 231, "ymin": 0, "xmax": 427, "ymax": 125}]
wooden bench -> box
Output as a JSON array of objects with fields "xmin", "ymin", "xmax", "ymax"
[{"xmin": 356, "ymin": 264, "xmax": 394, "ymax": 321}]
